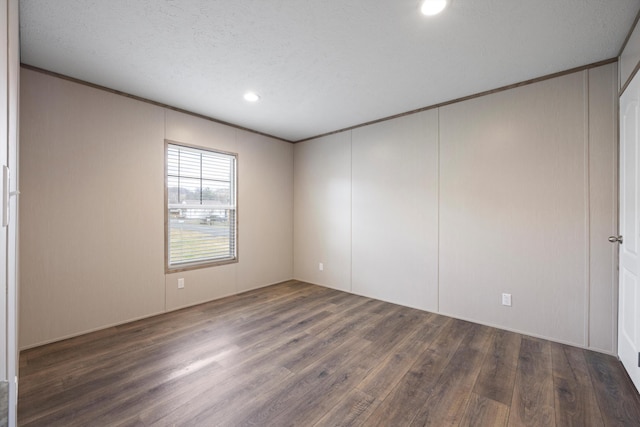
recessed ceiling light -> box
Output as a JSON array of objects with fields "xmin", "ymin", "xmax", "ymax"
[
  {"xmin": 421, "ymin": 0, "xmax": 447, "ymax": 16},
  {"xmin": 243, "ymin": 92, "xmax": 260, "ymax": 102}
]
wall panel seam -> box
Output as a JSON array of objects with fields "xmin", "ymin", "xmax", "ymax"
[
  {"xmin": 349, "ymin": 130, "xmax": 353, "ymax": 293},
  {"xmin": 585, "ymin": 70, "xmax": 592, "ymax": 349},
  {"xmin": 436, "ymin": 107, "xmax": 440, "ymax": 313},
  {"xmin": 163, "ymin": 109, "xmax": 168, "ymax": 313}
]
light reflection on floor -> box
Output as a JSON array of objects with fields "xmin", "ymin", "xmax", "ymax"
[{"xmin": 166, "ymin": 348, "xmax": 235, "ymax": 381}]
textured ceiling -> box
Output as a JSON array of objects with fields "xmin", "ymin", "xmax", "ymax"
[{"xmin": 19, "ymin": 0, "xmax": 640, "ymax": 142}]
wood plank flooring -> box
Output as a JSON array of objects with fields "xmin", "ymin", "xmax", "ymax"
[{"xmin": 18, "ymin": 281, "xmax": 640, "ymax": 426}]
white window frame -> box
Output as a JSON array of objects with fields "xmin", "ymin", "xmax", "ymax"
[{"xmin": 165, "ymin": 140, "xmax": 238, "ymax": 272}]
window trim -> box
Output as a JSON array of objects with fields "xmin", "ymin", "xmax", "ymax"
[{"xmin": 164, "ymin": 139, "xmax": 239, "ymax": 273}]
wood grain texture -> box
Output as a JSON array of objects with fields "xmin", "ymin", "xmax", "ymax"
[
  {"xmin": 459, "ymin": 393, "xmax": 509, "ymax": 427},
  {"xmin": 509, "ymin": 337, "xmax": 556, "ymax": 426},
  {"xmin": 363, "ymin": 318, "xmax": 475, "ymax": 426},
  {"xmin": 312, "ymin": 389, "xmax": 376, "ymax": 427},
  {"xmin": 18, "ymin": 282, "xmax": 640, "ymax": 426},
  {"xmin": 551, "ymin": 343, "xmax": 604, "ymax": 427},
  {"xmin": 585, "ymin": 350, "xmax": 640, "ymax": 426},
  {"xmin": 473, "ymin": 329, "xmax": 522, "ymax": 405},
  {"xmin": 408, "ymin": 323, "xmax": 494, "ymax": 426}
]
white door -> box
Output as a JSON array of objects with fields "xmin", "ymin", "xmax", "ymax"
[
  {"xmin": 618, "ymin": 72, "xmax": 640, "ymax": 393},
  {"xmin": 0, "ymin": 1, "xmax": 19, "ymax": 424}
]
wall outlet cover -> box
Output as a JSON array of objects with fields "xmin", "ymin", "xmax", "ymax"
[{"xmin": 502, "ymin": 293, "xmax": 512, "ymax": 306}]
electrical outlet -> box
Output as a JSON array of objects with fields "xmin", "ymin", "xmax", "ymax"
[
  {"xmin": 178, "ymin": 278, "xmax": 185, "ymax": 289},
  {"xmin": 502, "ymin": 293, "xmax": 512, "ymax": 307},
  {"xmin": 319, "ymin": 263, "xmax": 324, "ymax": 271}
]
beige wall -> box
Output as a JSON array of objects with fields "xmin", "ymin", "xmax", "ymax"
[
  {"xmin": 163, "ymin": 110, "xmax": 294, "ymax": 311},
  {"xmin": 293, "ymin": 63, "xmax": 618, "ymax": 353},
  {"xmin": 20, "ymin": 62, "xmax": 618, "ymax": 353},
  {"xmin": 19, "ymin": 69, "xmax": 293, "ymax": 348}
]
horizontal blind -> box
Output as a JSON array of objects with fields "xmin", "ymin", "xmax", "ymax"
[{"xmin": 167, "ymin": 144, "xmax": 237, "ymax": 267}]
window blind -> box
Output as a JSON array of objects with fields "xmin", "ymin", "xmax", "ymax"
[{"xmin": 167, "ymin": 143, "xmax": 237, "ymax": 268}]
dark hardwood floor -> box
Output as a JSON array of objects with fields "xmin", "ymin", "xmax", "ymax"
[{"xmin": 18, "ymin": 281, "xmax": 640, "ymax": 426}]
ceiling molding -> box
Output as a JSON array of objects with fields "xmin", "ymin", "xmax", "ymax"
[
  {"xmin": 618, "ymin": 7, "xmax": 640, "ymax": 58},
  {"xmin": 293, "ymin": 57, "xmax": 618, "ymax": 144},
  {"xmin": 620, "ymin": 59, "xmax": 640, "ymax": 96},
  {"xmin": 20, "ymin": 64, "xmax": 294, "ymax": 144},
  {"xmin": 23, "ymin": 58, "xmax": 618, "ymax": 146}
]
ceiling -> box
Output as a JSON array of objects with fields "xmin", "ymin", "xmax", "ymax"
[{"xmin": 19, "ymin": 0, "xmax": 640, "ymax": 142}]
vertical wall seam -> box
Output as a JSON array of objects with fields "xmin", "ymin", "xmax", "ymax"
[
  {"xmin": 4, "ymin": 0, "xmax": 10, "ymax": 381},
  {"xmin": 436, "ymin": 107, "xmax": 440, "ymax": 313},
  {"xmin": 234, "ymin": 128, "xmax": 239, "ymax": 294},
  {"xmin": 291, "ymin": 136, "xmax": 295, "ymax": 281},
  {"xmin": 349, "ymin": 130, "xmax": 353, "ymax": 292},
  {"xmin": 585, "ymin": 70, "xmax": 592, "ymax": 348},
  {"xmin": 163, "ymin": 108, "xmax": 167, "ymax": 313}
]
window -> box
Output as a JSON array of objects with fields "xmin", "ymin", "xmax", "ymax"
[{"xmin": 166, "ymin": 141, "xmax": 237, "ymax": 271}]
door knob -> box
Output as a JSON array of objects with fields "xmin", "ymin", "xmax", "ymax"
[{"xmin": 608, "ymin": 235, "xmax": 623, "ymax": 243}]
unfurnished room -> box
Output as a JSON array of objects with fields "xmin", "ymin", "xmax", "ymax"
[{"xmin": 0, "ymin": 0, "xmax": 640, "ymax": 426}]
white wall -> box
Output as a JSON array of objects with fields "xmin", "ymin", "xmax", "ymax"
[
  {"xmin": 293, "ymin": 132, "xmax": 351, "ymax": 291},
  {"xmin": 588, "ymin": 65, "xmax": 619, "ymax": 353},
  {"xmin": 19, "ymin": 69, "xmax": 293, "ymax": 349},
  {"xmin": 439, "ymin": 71, "xmax": 587, "ymax": 346},
  {"xmin": 351, "ymin": 111, "xmax": 439, "ymax": 311},
  {"xmin": 294, "ymin": 63, "xmax": 618, "ymax": 353}
]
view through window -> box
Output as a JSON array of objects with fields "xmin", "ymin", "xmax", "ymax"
[{"xmin": 166, "ymin": 142, "xmax": 237, "ymax": 270}]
